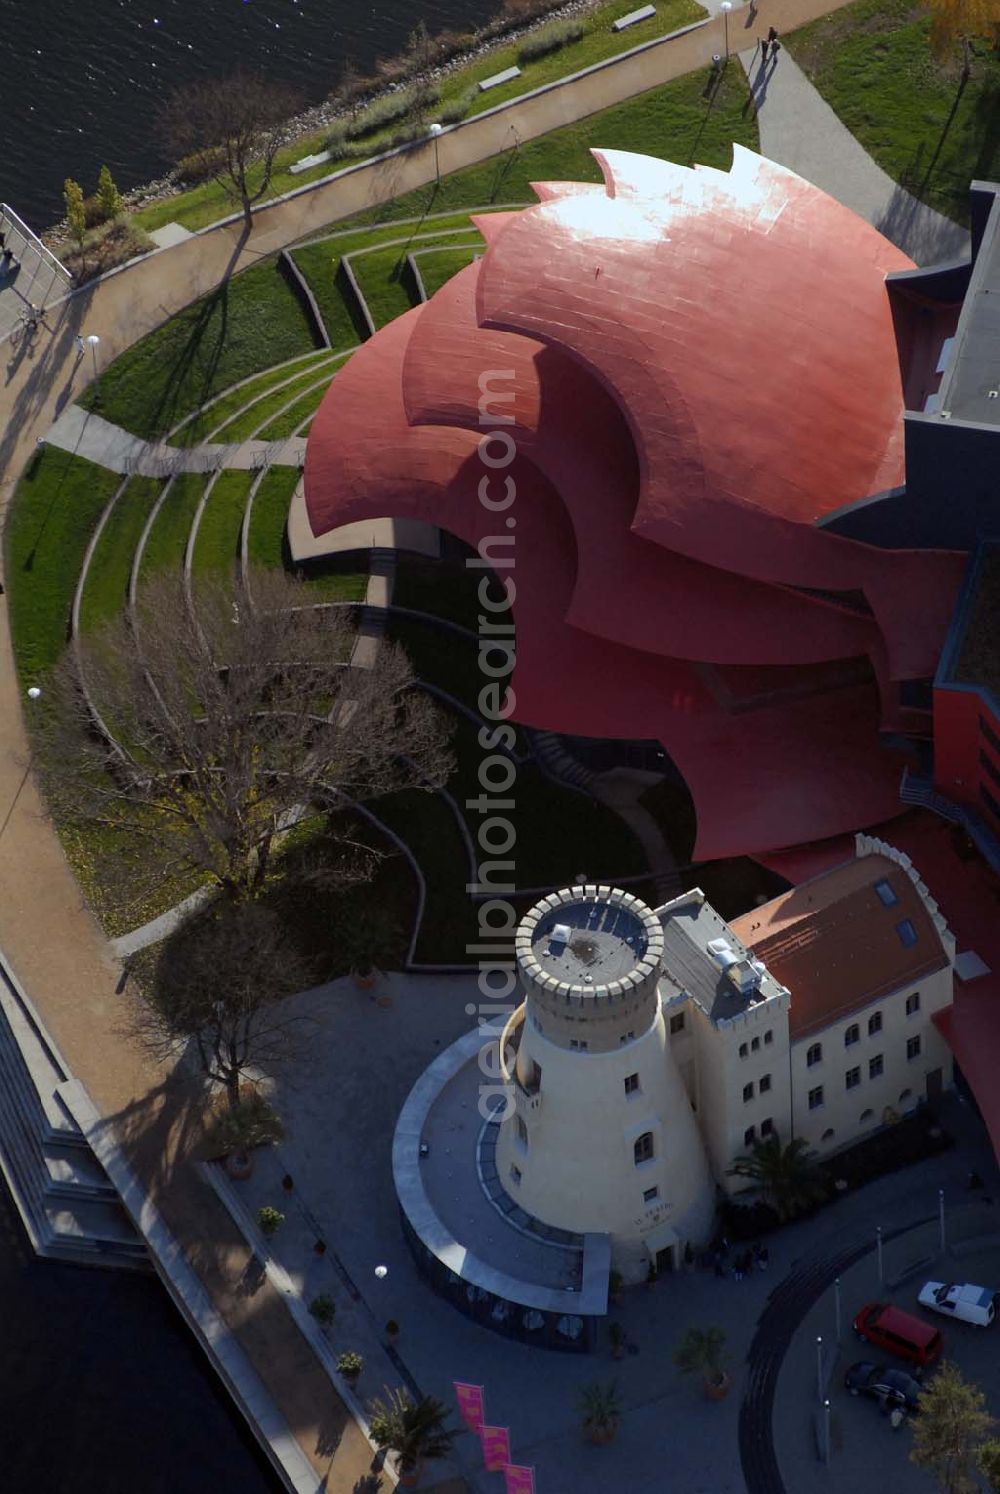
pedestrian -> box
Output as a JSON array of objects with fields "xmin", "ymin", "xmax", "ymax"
[
  {"xmin": 767, "ymin": 25, "xmax": 778, "ymax": 41},
  {"xmin": 759, "ymin": 37, "xmax": 769, "ymax": 63},
  {"xmin": 74, "ymin": 335, "xmax": 85, "ymax": 356},
  {"xmin": 770, "ymin": 38, "xmax": 781, "ymax": 59}
]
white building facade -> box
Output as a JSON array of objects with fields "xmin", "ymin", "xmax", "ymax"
[{"xmin": 492, "ymin": 836, "xmax": 955, "ymax": 1276}]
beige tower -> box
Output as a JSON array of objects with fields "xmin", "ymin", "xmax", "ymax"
[{"xmin": 497, "ymin": 886, "xmax": 716, "ymax": 1282}]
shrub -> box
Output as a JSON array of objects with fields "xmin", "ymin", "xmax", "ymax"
[
  {"xmin": 205, "ymin": 1093, "xmax": 285, "ymax": 1155},
  {"xmin": 257, "ymin": 1205, "xmax": 285, "ymax": 1237},
  {"xmin": 337, "ymin": 1350, "xmax": 364, "ymax": 1382},
  {"xmin": 174, "ymin": 147, "xmax": 226, "ymax": 185},
  {"xmin": 389, "ymin": 122, "xmax": 427, "ymax": 150},
  {"xmin": 83, "ymin": 194, "xmax": 109, "ymax": 230},
  {"xmin": 518, "ymin": 19, "xmax": 584, "ymax": 64},
  {"xmin": 346, "ymin": 82, "xmax": 438, "ymax": 140},
  {"xmin": 63, "ymin": 220, "xmax": 153, "ymax": 285},
  {"xmin": 438, "ymin": 89, "xmax": 478, "ymax": 125},
  {"xmin": 309, "ymin": 1293, "xmax": 336, "ymax": 1326},
  {"xmin": 97, "ymin": 165, "xmax": 123, "ymax": 220}
]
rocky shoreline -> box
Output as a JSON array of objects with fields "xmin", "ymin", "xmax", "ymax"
[{"xmin": 44, "ymin": 0, "xmax": 606, "ymax": 239}]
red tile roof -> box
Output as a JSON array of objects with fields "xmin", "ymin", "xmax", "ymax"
[{"xmin": 730, "ymin": 854, "xmax": 949, "ymax": 1040}]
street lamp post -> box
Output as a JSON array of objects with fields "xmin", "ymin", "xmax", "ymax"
[
  {"xmin": 834, "ymin": 1276, "xmax": 842, "ymax": 1343},
  {"xmin": 816, "ymin": 1335, "xmax": 823, "ymax": 1401},
  {"xmin": 428, "ymin": 122, "xmax": 443, "ymax": 185},
  {"xmin": 939, "ymin": 1188, "xmax": 946, "ymax": 1253},
  {"xmin": 720, "ymin": 0, "xmax": 733, "ymax": 59},
  {"xmin": 86, "ymin": 334, "xmax": 101, "ymax": 402},
  {"xmin": 876, "ymin": 1225, "xmax": 884, "ymax": 1285},
  {"xmin": 0, "ymin": 686, "xmax": 42, "ymax": 847}
]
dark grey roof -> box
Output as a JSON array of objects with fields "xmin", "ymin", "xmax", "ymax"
[
  {"xmin": 938, "ymin": 185, "xmax": 1000, "ymax": 428},
  {"xmin": 657, "ymin": 891, "xmax": 783, "ymax": 1026}
]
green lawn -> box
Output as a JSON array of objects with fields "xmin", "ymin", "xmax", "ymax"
[
  {"xmin": 256, "ymin": 385, "xmax": 328, "ymax": 441},
  {"xmin": 210, "ymin": 362, "xmax": 336, "ymax": 443},
  {"xmin": 414, "ymin": 245, "xmax": 481, "ymax": 299},
  {"xmin": 191, "ymin": 470, "xmax": 254, "ymax": 578},
  {"xmin": 247, "ymin": 466, "xmax": 299, "ymax": 569},
  {"xmin": 4, "ymin": 450, "xmax": 123, "ymax": 681},
  {"xmin": 132, "ymin": 0, "xmax": 706, "ymax": 236},
  {"xmin": 290, "ymin": 212, "xmax": 500, "ymax": 345},
  {"xmin": 789, "ymin": 0, "xmax": 999, "ymax": 224},
  {"xmin": 171, "ymin": 349, "xmax": 333, "ymax": 446},
  {"xmin": 79, "ymin": 476, "xmax": 164, "ymax": 634},
  {"xmin": 349, "ymin": 227, "xmax": 483, "ymax": 327},
  {"xmin": 138, "ymin": 473, "xmax": 208, "ymax": 583},
  {"xmin": 80, "ymin": 257, "xmax": 320, "ymax": 439}
]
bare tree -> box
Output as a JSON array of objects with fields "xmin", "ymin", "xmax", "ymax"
[
  {"xmin": 40, "ymin": 569, "xmax": 452, "ymax": 910},
  {"xmin": 928, "ymin": 0, "xmax": 996, "ymax": 79},
  {"xmin": 159, "ymin": 69, "xmax": 303, "ymax": 234},
  {"xmin": 132, "ymin": 900, "xmax": 315, "ymax": 1108}
]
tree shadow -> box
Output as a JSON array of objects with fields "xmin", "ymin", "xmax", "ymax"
[{"xmin": 130, "ymin": 222, "xmax": 251, "ymax": 439}]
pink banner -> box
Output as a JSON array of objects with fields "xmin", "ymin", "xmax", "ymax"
[
  {"xmin": 480, "ymin": 1424, "xmax": 512, "ymax": 1472},
  {"xmin": 504, "ymin": 1465, "xmax": 535, "ymax": 1494},
  {"xmin": 453, "ymin": 1382, "xmax": 485, "ymax": 1433}
]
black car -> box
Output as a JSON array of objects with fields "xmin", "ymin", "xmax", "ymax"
[{"xmin": 845, "ymin": 1361, "xmax": 923, "ymax": 1414}]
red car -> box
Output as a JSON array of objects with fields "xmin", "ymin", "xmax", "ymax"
[{"xmin": 853, "ymin": 1303, "xmax": 943, "ymax": 1370}]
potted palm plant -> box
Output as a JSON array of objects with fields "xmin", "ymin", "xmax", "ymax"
[
  {"xmin": 368, "ymin": 1387, "xmax": 459, "ymax": 1488},
  {"xmin": 579, "ymin": 1380, "xmax": 622, "ymax": 1444},
  {"xmin": 206, "ymin": 1093, "xmax": 284, "ymax": 1180},
  {"xmin": 674, "ymin": 1326, "xmax": 730, "ymax": 1400},
  {"xmin": 343, "ymin": 908, "xmax": 400, "ymax": 991}
]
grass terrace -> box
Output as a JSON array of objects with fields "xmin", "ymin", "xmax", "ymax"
[
  {"xmin": 80, "ymin": 256, "xmax": 320, "ymax": 440},
  {"xmin": 137, "ymin": 473, "xmax": 208, "ymax": 584},
  {"xmin": 171, "ymin": 350, "xmax": 336, "ymax": 447},
  {"xmin": 4, "ymin": 450, "xmax": 122, "ymax": 681},
  {"xmin": 79, "ymin": 476, "xmax": 165, "ymax": 634},
  {"xmin": 191, "ymin": 470, "xmax": 255, "ymax": 579},
  {"xmin": 414, "ymin": 245, "xmax": 482, "ymax": 299},
  {"xmin": 789, "ymin": 0, "xmax": 999, "ymax": 224}
]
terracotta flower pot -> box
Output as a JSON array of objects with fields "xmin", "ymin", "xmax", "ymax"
[
  {"xmin": 586, "ymin": 1418, "xmax": 620, "ymax": 1444},
  {"xmin": 224, "ymin": 1149, "xmax": 253, "ymax": 1181},
  {"xmin": 398, "ymin": 1460, "xmax": 422, "ymax": 1487},
  {"xmin": 354, "ymin": 970, "xmax": 376, "ymax": 990},
  {"xmin": 704, "ymin": 1372, "xmax": 731, "ymax": 1402}
]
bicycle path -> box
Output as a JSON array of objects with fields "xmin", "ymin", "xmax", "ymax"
[{"xmin": 45, "ymin": 402, "xmax": 306, "ymax": 474}]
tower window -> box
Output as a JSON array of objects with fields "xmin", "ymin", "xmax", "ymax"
[
  {"xmin": 515, "ymin": 1116, "xmax": 529, "ymax": 1149},
  {"xmin": 806, "ymin": 1043, "xmax": 823, "ymax": 1068},
  {"xmin": 764, "ymin": 1030, "xmax": 773, "ymax": 1046},
  {"xmin": 643, "ymin": 1186, "xmax": 659, "ymax": 1204},
  {"xmin": 509, "ymin": 1165, "xmax": 522, "ymax": 1185},
  {"xmin": 868, "ymin": 1012, "xmax": 882, "ymax": 1036},
  {"xmin": 869, "ymin": 1054, "xmax": 884, "ymax": 1079},
  {"xmin": 905, "ymin": 992, "xmax": 921, "ymax": 1016},
  {"xmin": 743, "ymin": 1082, "xmax": 755, "ymax": 1103},
  {"xmin": 634, "ymin": 1132, "xmax": 654, "ymax": 1166},
  {"xmin": 751, "ymin": 1036, "xmax": 760, "ymax": 1052},
  {"xmin": 570, "ymin": 1038, "xmax": 589, "ymax": 1050},
  {"xmin": 907, "ymin": 1035, "xmax": 922, "ymax": 1061},
  {"xmin": 624, "ymin": 1073, "xmax": 640, "ymax": 1097},
  {"xmin": 669, "ymin": 1012, "xmax": 685, "ymax": 1036},
  {"xmin": 759, "ymin": 1074, "xmax": 772, "ymax": 1094},
  {"xmin": 739, "ymin": 1042, "xmax": 748, "ymax": 1059},
  {"xmin": 808, "ymin": 1086, "xmax": 824, "ymax": 1110},
  {"xmin": 845, "ymin": 1066, "xmax": 861, "ymax": 1090},
  {"xmin": 743, "ymin": 1125, "xmax": 756, "ymax": 1147},
  {"xmin": 760, "ymin": 1117, "xmax": 775, "ymax": 1137},
  {"xmin": 844, "ymin": 1024, "xmax": 859, "ymax": 1047}
]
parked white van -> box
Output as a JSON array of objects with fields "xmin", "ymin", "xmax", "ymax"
[{"xmin": 918, "ymin": 1281, "xmax": 999, "ymax": 1327}]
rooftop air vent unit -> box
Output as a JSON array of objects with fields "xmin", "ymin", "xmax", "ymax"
[
  {"xmin": 551, "ymin": 923, "xmax": 572, "ymax": 946},
  {"xmin": 707, "ymin": 937, "xmax": 738, "ymax": 971}
]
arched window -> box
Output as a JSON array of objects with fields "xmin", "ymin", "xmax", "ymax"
[
  {"xmin": 807, "ymin": 1042, "xmax": 823, "ymax": 1067},
  {"xmin": 821, "ymin": 1128, "xmax": 835, "ymax": 1143},
  {"xmin": 898, "ymin": 1088, "xmax": 913, "ymax": 1104},
  {"xmin": 860, "ymin": 1108, "xmax": 875, "ymax": 1124},
  {"xmin": 634, "ymin": 1132, "xmax": 654, "ymax": 1166}
]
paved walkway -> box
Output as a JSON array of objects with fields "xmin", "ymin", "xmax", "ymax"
[
  {"xmin": 742, "ymin": 45, "xmax": 970, "ymax": 265},
  {"xmin": 45, "ymin": 403, "xmax": 306, "ymax": 474}
]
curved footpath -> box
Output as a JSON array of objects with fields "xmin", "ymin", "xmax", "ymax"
[{"xmin": 0, "ymin": 0, "xmax": 952, "ymax": 1487}]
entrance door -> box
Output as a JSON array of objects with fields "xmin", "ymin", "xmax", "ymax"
[
  {"xmin": 656, "ymin": 1246, "xmax": 675, "ymax": 1273},
  {"xmin": 926, "ymin": 1068, "xmax": 943, "ymax": 1102}
]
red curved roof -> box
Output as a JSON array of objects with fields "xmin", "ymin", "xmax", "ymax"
[{"xmin": 304, "ymin": 149, "xmax": 964, "ymax": 860}]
